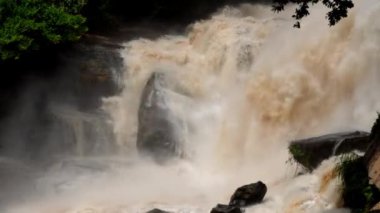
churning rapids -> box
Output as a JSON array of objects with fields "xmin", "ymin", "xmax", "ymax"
[{"xmin": 3, "ymin": 0, "xmax": 380, "ymax": 212}]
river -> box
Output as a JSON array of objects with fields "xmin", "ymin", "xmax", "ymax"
[{"xmin": 2, "ymin": 0, "xmax": 380, "ymax": 212}]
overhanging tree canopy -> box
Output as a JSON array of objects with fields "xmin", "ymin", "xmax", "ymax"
[{"xmin": 272, "ymin": 0, "xmax": 354, "ymax": 27}]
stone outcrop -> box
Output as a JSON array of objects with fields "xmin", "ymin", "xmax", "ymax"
[
  {"xmin": 229, "ymin": 181, "xmax": 267, "ymax": 207},
  {"xmin": 289, "ymin": 131, "xmax": 370, "ymax": 170},
  {"xmin": 137, "ymin": 72, "xmax": 182, "ymax": 162},
  {"xmin": 0, "ymin": 34, "xmax": 123, "ymax": 160},
  {"xmin": 338, "ymin": 114, "xmax": 380, "ymax": 212},
  {"xmin": 60, "ymin": 34, "xmax": 123, "ymax": 110},
  {"xmin": 210, "ymin": 181, "xmax": 266, "ymax": 213},
  {"xmin": 366, "ymin": 114, "xmax": 380, "ymax": 188},
  {"xmin": 338, "ymin": 156, "xmax": 380, "ymax": 210}
]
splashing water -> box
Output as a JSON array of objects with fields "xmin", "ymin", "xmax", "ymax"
[{"xmin": 4, "ymin": 0, "xmax": 380, "ymax": 212}]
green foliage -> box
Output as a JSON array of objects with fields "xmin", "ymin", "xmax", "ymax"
[
  {"xmin": 336, "ymin": 155, "xmax": 380, "ymax": 212},
  {"xmin": 49, "ymin": 0, "xmax": 88, "ymax": 14},
  {"xmin": 272, "ymin": 0, "xmax": 354, "ymax": 28},
  {"xmin": 0, "ymin": 0, "xmax": 87, "ymax": 61},
  {"xmin": 289, "ymin": 144, "xmax": 313, "ymax": 170}
]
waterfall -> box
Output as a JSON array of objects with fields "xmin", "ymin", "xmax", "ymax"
[{"xmin": 3, "ymin": 0, "xmax": 380, "ymax": 212}]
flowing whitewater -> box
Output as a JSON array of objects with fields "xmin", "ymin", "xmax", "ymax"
[{"xmin": 3, "ymin": 0, "xmax": 380, "ymax": 212}]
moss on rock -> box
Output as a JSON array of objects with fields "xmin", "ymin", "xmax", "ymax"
[
  {"xmin": 289, "ymin": 143, "xmax": 314, "ymax": 171},
  {"xmin": 337, "ymin": 155, "xmax": 380, "ymax": 212}
]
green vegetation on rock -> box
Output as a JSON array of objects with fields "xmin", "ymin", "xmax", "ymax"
[
  {"xmin": 337, "ymin": 155, "xmax": 380, "ymax": 212},
  {"xmin": 289, "ymin": 143, "xmax": 313, "ymax": 171}
]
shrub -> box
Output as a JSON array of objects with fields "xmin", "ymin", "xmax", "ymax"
[{"xmin": 0, "ymin": 0, "xmax": 87, "ymax": 61}]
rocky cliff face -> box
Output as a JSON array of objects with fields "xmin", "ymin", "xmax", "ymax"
[
  {"xmin": 0, "ymin": 33, "xmax": 125, "ymax": 206},
  {"xmin": 0, "ymin": 34, "xmax": 123, "ymax": 161},
  {"xmin": 366, "ymin": 114, "xmax": 380, "ymax": 188}
]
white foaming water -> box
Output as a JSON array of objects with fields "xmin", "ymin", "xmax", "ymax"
[{"xmin": 5, "ymin": 0, "xmax": 380, "ymax": 212}]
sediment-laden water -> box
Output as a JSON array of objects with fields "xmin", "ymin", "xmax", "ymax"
[{"xmin": 2, "ymin": 0, "xmax": 380, "ymax": 212}]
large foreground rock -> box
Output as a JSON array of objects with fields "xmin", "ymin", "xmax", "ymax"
[
  {"xmin": 290, "ymin": 131, "xmax": 370, "ymax": 170},
  {"xmin": 229, "ymin": 181, "xmax": 267, "ymax": 207},
  {"xmin": 137, "ymin": 72, "xmax": 181, "ymax": 162}
]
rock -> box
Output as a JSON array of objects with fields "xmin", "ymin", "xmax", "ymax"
[
  {"xmin": 210, "ymin": 204, "xmax": 242, "ymax": 213},
  {"xmin": 145, "ymin": 208, "xmax": 172, "ymax": 213},
  {"xmin": 209, "ymin": 181, "xmax": 265, "ymax": 213},
  {"xmin": 289, "ymin": 131, "xmax": 370, "ymax": 170},
  {"xmin": 338, "ymin": 114, "xmax": 380, "ymax": 211},
  {"xmin": 229, "ymin": 181, "xmax": 267, "ymax": 207},
  {"xmin": 137, "ymin": 72, "xmax": 182, "ymax": 162},
  {"xmin": 365, "ymin": 114, "xmax": 380, "ymax": 189},
  {"xmin": 338, "ymin": 156, "xmax": 380, "ymax": 210},
  {"xmin": 59, "ymin": 33, "xmax": 123, "ymax": 110}
]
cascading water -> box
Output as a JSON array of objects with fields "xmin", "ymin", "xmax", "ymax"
[{"xmin": 3, "ymin": 0, "xmax": 380, "ymax": 212}]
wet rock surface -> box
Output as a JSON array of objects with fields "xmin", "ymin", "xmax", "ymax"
[
  {"xmin": 145, "ymin": 208, "xmax": 172, "ymax": 213},
  {"xmin": 137, "ymin": 72, "xmax": 182, "ymax": 162},
  {"xmin": 229, "ymin": 181, "xmax": 267, "ymax": 207},
  {"xmin": 366, "ymin": 114, "xmax": 380, "ymax": 189},
  {"xmin": 290, "ymin": 131, "xmax": 370, "ymax": 170},
  {"xmin": 0, "ymin": 33, "xmax": 124, "ymax": 164},
  {"xmin": 58, "ymin": 34, "xmax": 124, "ymax": 110},
  {"xmin": 210, "ymin": 204, "xmax": 243, "ymax": 213},
  {"xmin": 210, "ymin": 181, "xmax": 266, "ymax": 213}
]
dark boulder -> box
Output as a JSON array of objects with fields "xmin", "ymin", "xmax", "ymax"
[
  {"xmin": 145, "ymin": 208, "xmax": 172, "ymax": 213},
  {"xmin": 229, "ymin": 181, "xmax": 267, "ymax": 207},
  {"xmin": 210, "ymin": 204, "xmax": 243, "ymax": 213},
  {"xmin": 289, "ymin": 131, "xmax": 370, "ymax": 171},
  {"xmin": 137, "ymin": 72, "xmax": 182, "ymax": 163}
]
